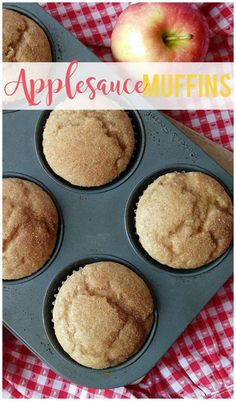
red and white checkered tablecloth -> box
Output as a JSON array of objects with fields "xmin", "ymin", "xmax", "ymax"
[{"xmin": 3, "ymin": 2, "xmax": 234, "ymax": 399}]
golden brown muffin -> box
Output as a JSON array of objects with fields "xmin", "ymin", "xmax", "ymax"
[
  {"xmin": 3, "ymin": 9, "xmax": 52, "ymax": 62},
  {"xmin": 135, "ymin": 172, "xmax": 233, "ymax": 269},
  {"xmin": 53, "ymin": 261, "xmax": 154, "ymax": 368},
  {"xmin": 42, "ymin": 110, "xmax": 135, "ymax": 187},
  {"xmin": 3, "ymin": 178, "xmax": 58, "ymax": 280}
]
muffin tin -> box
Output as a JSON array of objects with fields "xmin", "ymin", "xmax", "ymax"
[{"xmin": 3, "ymin": 3, "xmax": 233, "ymax": 389}]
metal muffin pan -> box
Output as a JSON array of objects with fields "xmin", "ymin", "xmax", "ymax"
[{"xmin": 3, "ymin": 3, "xmax": 233, "ymax": 389}]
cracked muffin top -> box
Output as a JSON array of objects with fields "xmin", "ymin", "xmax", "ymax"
[
  {"xmin": 53, "ymin": 261, "xmax": 154, "ymax": 369},
  {"xmin": 42, "ymin": 110, "xmax": 135, "ymax": 187},
  {"xmin": 135, "ymin": 172, "xmax": 233, "ymax": 269},
  {"xmin": 3, "ymin": 9, "xmax": 52, "ymax": 62},
  {"xmin": 3, "ymin": 178, "xmax": 58, "ymax": 280}
]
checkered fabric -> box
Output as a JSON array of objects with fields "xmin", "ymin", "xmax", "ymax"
[
  {"xmin": 3, "ymin": 2, "xmax": 234, "ymax": 399},
  {"xmin": 39, "ymin": 2, "xmax": 234, "ymax": 149}
]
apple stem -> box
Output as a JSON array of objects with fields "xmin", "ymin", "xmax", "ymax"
[{"xmin": 164, "ymin": 34, "xmax": 193, "ymax": 42}]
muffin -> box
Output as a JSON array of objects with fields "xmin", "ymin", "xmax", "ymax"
[
  {"xmin": 3, "ymin": 178, "xmax": 58, "ymax": 280},
  {"xmin": 135, "ymin": 172, "xmax": 233, "ymax": 269},
  {"xmin": 42, "ymin": 110, "xmax": 135, "ymax": 187},
  {"xmin": 53, "ymin": 261, "xmax": 154, "ymax": 369},
  {"xmin": 3, "ymin": 9, "xmax": 52, "ymax": 62}
]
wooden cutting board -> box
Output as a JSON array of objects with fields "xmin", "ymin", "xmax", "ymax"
[{"xmin": 165, "ymin": 115, "xmax": 233, "ymax": 176}]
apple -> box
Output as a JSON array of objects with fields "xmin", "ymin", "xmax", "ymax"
[{"xmin": 111, "ymin": 3, "xmax": 210, "ymax": 62}]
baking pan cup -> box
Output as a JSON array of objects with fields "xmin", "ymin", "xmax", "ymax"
[
  {"xmin": 3, "ymin": 172, "xmax": 64, "ymax": 284},
  {"xmin": 3, "ymin": 4, "xmax": 56, "ymax": 62},
  {"xmin": 125, "ymin": 164, "xmax": 233, "ymax": 277},
  {"xmin": 35, "ymin": 110, "xmax": 145, "ymax": 193},
  {"xmin": 3, "ymin": 2, "xmax": 233, "ymax": 389},
  {"xmin": 43, "ymin": 256, "xmax": 158, "ymax": 378},
  {"xmin": 3, "ymin": 4, "xmax": 56, "ymax": 114}
]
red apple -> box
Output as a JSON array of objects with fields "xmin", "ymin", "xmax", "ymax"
[{"xmin": 111, "ymin": 3, "xmax": 210, "ymax": 62}]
